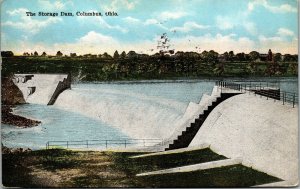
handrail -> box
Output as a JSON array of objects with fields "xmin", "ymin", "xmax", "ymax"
[
  {"xmin": 46, "ymin": 138, "xmax": 163, "ymax": 149},
  {"xmin": 216, "ymin": 81, "xmax": 298, "ymax": 107}
]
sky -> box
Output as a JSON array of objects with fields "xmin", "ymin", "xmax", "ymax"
[{"xmin": 1, "ymin": 0, "xmax": 298, "ymax": 55}]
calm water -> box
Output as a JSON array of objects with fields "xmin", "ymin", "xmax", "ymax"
[{"xmin": 1, "ymin": 78, "xmax": 297, "ymax": 149}]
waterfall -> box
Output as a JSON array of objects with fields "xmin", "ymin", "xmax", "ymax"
[{"xmin": 54, "ymin": 86, "xmax": 190, "ymax": 139}]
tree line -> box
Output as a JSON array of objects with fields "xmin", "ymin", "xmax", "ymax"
[{"xmin": 2, "ymin": 48, "xmax": 298, "ymax": 81}]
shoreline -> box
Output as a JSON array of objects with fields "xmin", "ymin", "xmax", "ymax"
[
  {"xmin": 1, "ymin": 105, "xmax": 41, "ymax": 128},
  {"xmin": 74, "ymin": 76, "xmax": 298, "ymax": 84}
]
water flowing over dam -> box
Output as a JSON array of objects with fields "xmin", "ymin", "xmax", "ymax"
[{"xmin": 53, "ymin": 82, "xmax": 218, "ymax": 139}]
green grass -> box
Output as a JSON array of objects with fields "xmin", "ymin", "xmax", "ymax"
[
  {"xmin": 139, "ymin": 164, "xmax": 282, "ymax": 187},
  {"xmin": 2, "ymin": 148, "xmax": 282, "ymax": 187},
  {"xmin": 112, "ymin": 148, "xmax": 227, "ymax": 174}
]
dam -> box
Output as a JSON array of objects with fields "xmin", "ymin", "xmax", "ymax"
[
  {"xmin": 136, "ymin": 82, "xmax": 298, "ymax": 187},
  {"xmin": 12, "ymin": 74, "xmax": 71, "ymax": 105},
  {"xmin": 4, "ymin": 78, "xmax": 298, "ymax": 186}
]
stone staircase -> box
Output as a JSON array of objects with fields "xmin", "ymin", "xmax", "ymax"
[{"xmin": 165, "ymin": 92, "xmax": 239, "ymax": 151}]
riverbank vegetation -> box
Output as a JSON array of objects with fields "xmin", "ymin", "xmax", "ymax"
[{"xmin": 2, "ymin": 50, "xmax": 298, "ymax": 82}]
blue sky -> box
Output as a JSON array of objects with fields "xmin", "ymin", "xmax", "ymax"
[{"xmin": 1, "ymin": 0, "xmax": 298, "ymax": 55}]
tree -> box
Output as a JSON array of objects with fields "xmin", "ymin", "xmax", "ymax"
[
  {"xmin": 267, "ymin": 49, "xmax": 273, "ymax": 61},
  {"xmin": 59, "ymin": 51, "xmax": 64, "ymax": 57},
  {"xmin": 249, "ymin": 51, "xmax": 260, "ymax": 62},
  {"xmin": 157, "ymin": 33, "xmax": 172, "ymax": 55},
  {"xmin": 207, "ymin": 50, "xmax": 219, "ymax": 63},
  {"xmin": 56, "ymin": 51, "xmax": 63, "ymax": 56},
  {"xmin": 41, "ymin": 52, "xmax": 47, "ymax": 56},
  {"xmin": 34, "ymin": 51, "xmax": 39, "ymax": 56},
  {"xmin": 70, "ymin": 53, "xmax": 77, "ymax": 57},
  {"xmin": 127, "ymin": 51, "xmax": 138, "ymax": 59},
  {"xmin": 236, "ymin": 53, "xmax": 246, "ymax": 61},
  {"xmin": 120, "ymin": 51, "xmax": 126, "ymax": 59},
  {"xmin": 228, "ymin": 51, "xmax": 234, "ymax": 62},
  {"xmin": 273, "ymin": 53, "xmax": 282, "ymax": 62},
  {"xmin": 283, "ymin": 54, "xmax": 297, "ymax": 62},
  {"xmin": 1, "ymin": 51, "xmax": 14, "ymax": 57},
  {"xmin": 223, "ymin": 52, "xmax": 229, "ymax": 61},
  {"xmin": 102, "ymin": 52, "xmax": 112, "ymax": 59},
  {"xmin": 113, "ymin": 50, "xmax": 119, "ymax": 59}
]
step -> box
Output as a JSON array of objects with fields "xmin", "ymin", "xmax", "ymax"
[
  {"xmin": 207, "ymin": 105, "xmax": 214, "ymax": 111},
  {"xmin": 194, "ymin": 118, "xmax": 201, "ymax": 124},
  {"xmin": 178, "ymin": 131, "xmax": 195, "ymax": 140},
  {"xmin": 203, "ymin": 109, "xmax": 210, "ymax": 115},
  {"xmin": 199, "ymin": 114, "xmax": 205, "ymax": 119},
  {"xmin": 166, "ymin": 92, "xmax": 241, "ymax": 151}
]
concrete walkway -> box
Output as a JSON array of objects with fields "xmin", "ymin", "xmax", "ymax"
[
  {"xmin": 131, "ymin": 144, "xmax": 210, "ymax": 158},
  {"xmin": 136, "ymin": 158, "xmax": 242, "ymax": 176}
]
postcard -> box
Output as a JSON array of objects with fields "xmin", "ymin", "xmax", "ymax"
[{"xmin": 1, "ymin": 0, "xmax": 298, "ymax": 187}]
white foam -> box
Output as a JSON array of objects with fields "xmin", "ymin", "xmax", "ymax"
[{"xmin": 54, "ymin": 89, "xmax": 185, "ymax": 139}]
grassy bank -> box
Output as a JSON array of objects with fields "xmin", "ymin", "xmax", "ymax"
[{"xmin": 2, "ymin": 148, "xmax": 281, "ymax": 187}]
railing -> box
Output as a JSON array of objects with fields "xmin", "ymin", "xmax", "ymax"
[
  {"xmin": 216, "ymin": 81, "xmax": 298, "ymax": 108},
  {"xmin": 46, "ymin": 138, "xmax": 163, "ymax": 150}
]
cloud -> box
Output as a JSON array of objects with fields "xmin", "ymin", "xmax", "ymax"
[
  {"xmin": 53, "ymin": 31, "xmax": 155, "ymax": 55},
  {"xmin": 122, "ymin": 16, "xmax": 140, "ymax": 24},
  {"xmin": 257, "ymin": 34, "xmax": 297, "ymax": 53},
  {"xmin": 103, "ymin": 0, "xmax": 138, "ymax": 11},
  {"xmin": 78, "ymin": 31, "xmax": 117, "ymax": 44},
  {"xmin": 248, "ymin": 0, "xmax": 297, "ymax": 13},
  {"xmin": 145, "ymin": 19, "xmax": 158, "ymax": 25},
  {"xmin": 77, "ymin": 13, "xmax": 128, "ymax": 33},
  {"xmin": 171, "ymin": 21, "xmax": 209, "ymax": 33},
  {"xmin": 216, "ymin": 16, "xmax": 235, "ymax": 30},
  {"xmin": 38, "ymin": 0, "xmax": 73, "ymax": 10},
  {"xmin": 277, "ymin": 28, "xmax": 294, "ymax": 37},
  {"xmin": 171, "ymin": 33, "xmax": 297, "ymax": 54},
  {"xmin": 3, "ymin": 8, "xmax": 62, "ymax": 34},
  {"xmin": 171, "ymin": 34, "xmax": 256, "ymax": 53},
  {"xmin": 216, "ymin": 14, "xmax": 257, "ymax": 35},
  {"xmin": 143, "ymin": 18, "xmax": 169, "ymax": 30},
  {"xmin": 243, "ymin": 21, "xmax": 257, "ymax": 35},
  {"xmin": 6, "ymin": 8, "xmax": 28, "ymax": 15},
  {"xmin": 159, "ymin": 11, "xmax": 188, "ymax": 20},
  {"xmin": 3, "ymin": 31, "xmax": 297, "ymax": 56}
]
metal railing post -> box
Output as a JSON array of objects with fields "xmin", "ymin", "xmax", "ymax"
[
  {"xmin": 285, "ymin": 92, "xmax": 286, "ymax": 103},
  {"xmin": 293, "ymin": 93, "xmax": 295, "ymax": 108},
  {"xmin": 124, "ymin": 140, "xmax": 127, "ymax": 148},
  {"xmin": 260, "ymin": 83, "xmax": 261, "ymax": 90},
  {"xmin": 105, "ymin": 140, "xmax": 108, "ymax": 149},
  {"xmin": 282, "ymin": 92, "xmax": 284, "ymax": 105},
  {"xmin": 86, "ymin": 140, "xmax": 89, "ymax": 148},
  {"xmin": 67, "ymin": 141, "xmax": 69, "ymax": 149}
]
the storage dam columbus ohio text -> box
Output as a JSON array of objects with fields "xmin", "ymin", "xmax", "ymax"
[{"xmin": 25, "ymin": 11, "xmax": 118, "ymax": 17}]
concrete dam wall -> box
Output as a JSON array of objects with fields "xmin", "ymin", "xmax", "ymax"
[
  {"xmin": 189, "ymin": 92, "xmax": 298, "ymax": 186},
  {"xmin": 13, "ymin": 74, "xmax": 71, "ymax": 105}
]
